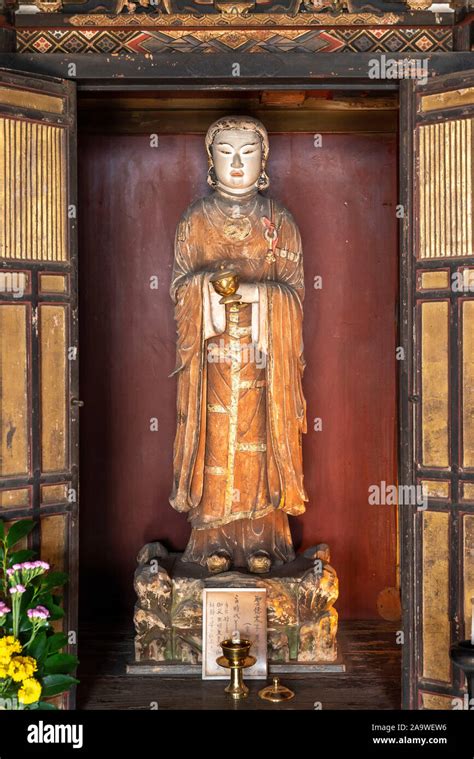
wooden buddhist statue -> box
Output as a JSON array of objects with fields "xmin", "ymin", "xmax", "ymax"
[{"xmin": 169, "ymin": 116, "xmax": 308, "ymax": 575}]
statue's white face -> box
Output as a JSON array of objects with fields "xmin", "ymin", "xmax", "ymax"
[{"xmin": 212, "ymin": 128, "xmax": 262, "ymax": 195}]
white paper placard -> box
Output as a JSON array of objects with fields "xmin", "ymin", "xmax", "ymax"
[{"xmin": 202, "ymin": 587, "xmax": 267, "ymax": 680}]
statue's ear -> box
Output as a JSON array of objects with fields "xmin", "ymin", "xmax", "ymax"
[
  {"xmin": 207, "ymin": 165, "xmax": 218, "ymax": 188},
  {"xmin": 258, "ymin": 171, "xmax": 270, "ymax": 191}
]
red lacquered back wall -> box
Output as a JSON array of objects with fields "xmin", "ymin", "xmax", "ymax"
[{"xmin": 78, "ymin": 131, "xmax": 398, "ymax": 620}]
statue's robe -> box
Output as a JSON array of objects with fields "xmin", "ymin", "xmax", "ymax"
[{"xmin": 169, "ymin": 190, "xmax": 308, "ymax": 567}]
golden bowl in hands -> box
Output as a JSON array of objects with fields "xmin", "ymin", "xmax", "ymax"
[{"xmin": 210, "ymin": 267, "xmax": 242, "ymax": 305}]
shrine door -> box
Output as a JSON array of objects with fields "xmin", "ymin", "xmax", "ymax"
[
  {"xmin": 0, "ymin": 69, "xmax": 78, "ymax": 706},
  {"xmin": 400, "ymin": 70, "xmax": 474, "ymax": 709}
]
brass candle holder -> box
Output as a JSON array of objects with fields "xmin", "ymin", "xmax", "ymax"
[{"xmin": 216, "ymin": 638, "xmax": 256, "ymax": 700}]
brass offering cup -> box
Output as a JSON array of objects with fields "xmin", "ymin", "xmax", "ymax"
[{"xmin": 217, "ymin": 638, "xmax": 256, "ymax": 700}]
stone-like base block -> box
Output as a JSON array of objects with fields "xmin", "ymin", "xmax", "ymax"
[{"xmin": 133, "ymin": 542, "xmax": 340, "ymax": 667}]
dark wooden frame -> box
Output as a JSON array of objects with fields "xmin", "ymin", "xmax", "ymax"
[
  {"xmin": 399, "ymin": 78, "xmax": 416, "ymax": 711},
  {"xmin": 0, "ymin": 52, "xmax": 473, "ymax": 91}
]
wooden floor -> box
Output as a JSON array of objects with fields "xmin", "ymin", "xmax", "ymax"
[{"xmin": 77, "ymin": 619, "xmax": 401, "ymax": 710}]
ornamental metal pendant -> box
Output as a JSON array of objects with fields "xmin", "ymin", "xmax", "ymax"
[{"xmin": 223, "ymin": 216, "xmax": 252, "ymax": 242}]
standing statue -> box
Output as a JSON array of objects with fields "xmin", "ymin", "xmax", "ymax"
[{"xmin": 169, "ymin": 116, "xmax": 308, "ymax": 575}]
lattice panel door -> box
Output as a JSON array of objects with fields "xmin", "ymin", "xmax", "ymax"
[
  {"xmin": 0, "ymin": 69, "xmax": 78, "ymax": 707},
  {"xmin": 401, "ymin": 71, "xmax": 474, "ymax": 710}
]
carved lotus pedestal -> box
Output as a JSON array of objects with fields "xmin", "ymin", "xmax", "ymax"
[{"xmin": 128, "ymin": 542, "xmax": 344, "ymax": 674}]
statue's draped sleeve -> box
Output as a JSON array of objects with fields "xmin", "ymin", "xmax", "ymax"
[
  {"xmin": 169, "ymin": 203, "xmax": 208, "ymax": 513},
  {"xmin": 262, "ymin": 207, "xmax": 308, "ymax": 516}
]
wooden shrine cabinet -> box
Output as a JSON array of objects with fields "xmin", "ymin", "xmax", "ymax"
[{"xmin": 0, "ymin": 0, "xmax": 472, "ymax": 711}]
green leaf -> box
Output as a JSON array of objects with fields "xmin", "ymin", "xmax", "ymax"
[
  {"xmin": 9, "ymin": 549, "xmax": 36, "ymax": 565},
  {"xmin": 41, "ymin": 674, "xmax": 79, "ymax": 698},
  {"xmin": 19, "ymin": 617, "xmax": 34, "ymax": 633},
  {"xmin": 0, "ymin": 520, "xmax": 4, "ymax": 541},
  {"xmin": 46, "ymin": 632, "xmax": 68, "ymax": 654},
  {"xmin": 35, "ymin": 701, "xmax": 58, "ymax": 710},
  {"xmin": 44, "ymin": 653, "xmax": 78, "ymax": 675},
  {"xmin": 6, "ymin": 520, "xmax": 35, "ymax": 549},
  {"xmin": 46, "ymin": 603, "xmax": 64, "ymax": 621},
  {"xmin": 40, "ymin": 572, "xmax": 69, "ymax": 592},
  {"xmin": 26, "ymin": 631, "xmax": 48, "ymax": 663},
  {"xmin": 35, "ymin": 590, "xmax": 53, "ymax": 607},
  {"xmin": 18, "ymin": 587, "xmax": 35, "ymax": 612}
]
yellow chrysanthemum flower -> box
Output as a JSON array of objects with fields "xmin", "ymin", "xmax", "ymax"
[
  {"xmin": 0, "ymin": 663, "xmax": 8, "ymax": 678},
  {"xmin": 7, "ymin": 656, "xmax": 37, "ymax": 682},
  {"xmin": 18, "ymin": 677, "xmax": 41, "ymax": 705},
  {"xmin": 0, "ymin": 636, "xmax": 22, "ymax": 666}
]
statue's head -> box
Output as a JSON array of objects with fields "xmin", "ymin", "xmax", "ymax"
[{"xmin": 205, "ymin": 115, "xmax": 269, "ymax": 196}]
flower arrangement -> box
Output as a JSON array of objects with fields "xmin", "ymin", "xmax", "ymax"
[{"xmin": 0, "ymin": 519, "xmax": 79, "ymax": 709}]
